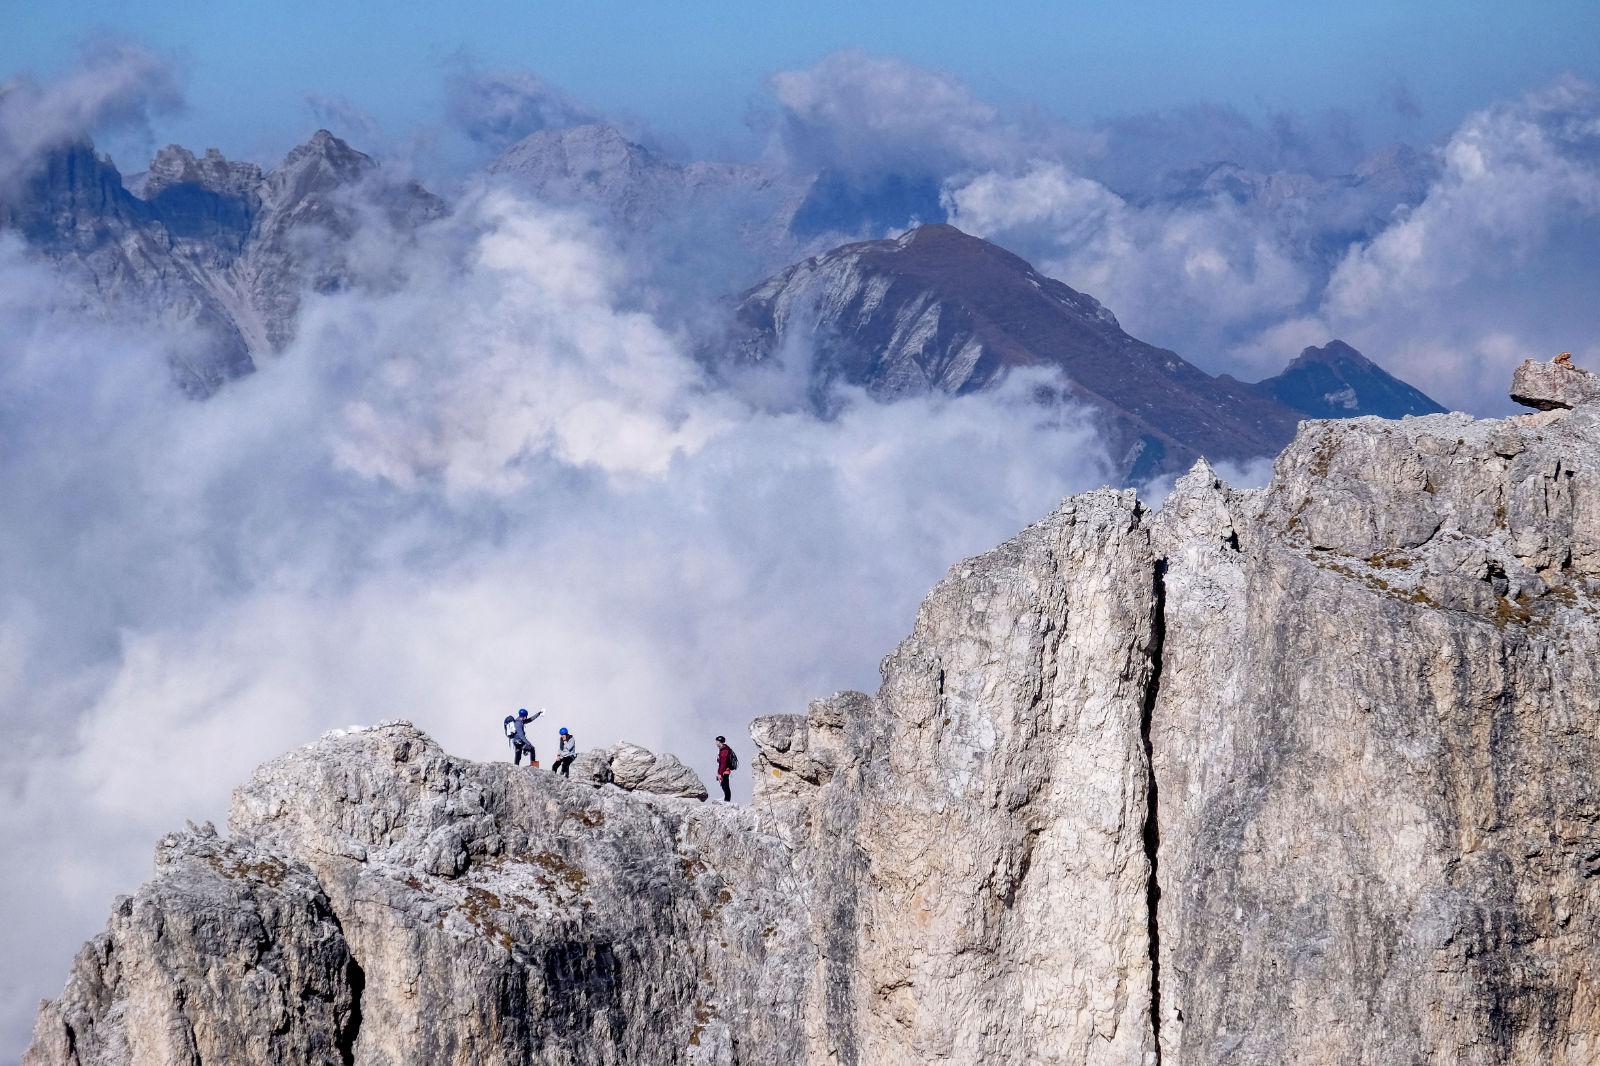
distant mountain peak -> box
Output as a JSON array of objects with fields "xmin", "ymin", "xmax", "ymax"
[
  {"xmin": 1290, "ymin": 338, "xmax": 1369, "ymax": 368},
  {"xmin": 2, "ymin": 130, "xmax": 439, "ymax": 396},
  {"xmin": 267, "ymin": 131, "xmax": 376, "ymax": 203},
  {"xmin": 487, "ymin": 122, "xmax": 778, "ymax": 237},
  {"xmin": 491, "ymin": 123, "xmax": 668, "ymax": 182},
  {"xmin": 290, "ymin": 129, "xmax": 366, "ymax": 164},
  {"xmin": 1251, "ymin": 340, "xmax": 1447, "ymax": 419},
  {"xmin": 143, "ymin": 144, "xmax": 263, "ymax": 200},
  {"xmin": 139, "ymin": 133, "xmax": 377, "ymax": 210},
  {"xmin": 724, "ymin": 227, "xmax": 1450, "ymax": 480},
  {"xmin": 894, "ymin": 222, "xmax": 974, "ymax": 248},
  {"xmin": 725, "ymin": 223, "xmax": 1303, "ymax": 479}
]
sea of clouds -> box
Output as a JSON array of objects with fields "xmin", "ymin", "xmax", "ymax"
[
  {"xmin": 4, "ymin": 41, "xmax": 1600, "ymax": 1055},
  {"xmin": 0, "ymin": 49, "xmax": 1118, "ymax": 1051}
]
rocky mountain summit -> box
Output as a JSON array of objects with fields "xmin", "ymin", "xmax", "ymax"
[
  {"xmin": 1, "ymin": 132, "xmax": 440, "ymax": 394},
  {"xmin": 1246, "ymin": 338, "xmax": 1446, "ymax": 419},
  {"xmin": 26, "ymin": 357, "xmax": 1600, "ymax": 1065},
  {"xmin": 724, "ymin": 224, "xmax": 1443, "ymax": 480}
]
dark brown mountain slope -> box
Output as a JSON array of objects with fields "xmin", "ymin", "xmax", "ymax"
[{"xmin": 727, "ymin": 224, "xmax": 1443, "ymax": 480}]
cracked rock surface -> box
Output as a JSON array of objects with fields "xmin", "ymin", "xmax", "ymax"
[
  {"xmin": 1510, "ymin": 356, "xmax": 1600, "ymax": 411},
  {"xmin": 27, "ymin": 373, "xmax": 1600, "ymax": 1065}
]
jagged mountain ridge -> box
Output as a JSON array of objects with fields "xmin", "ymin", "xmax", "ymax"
[
  {"xmin": 7, "ymin": 124, "xmax": 1443, "ymax": 471},
  {"xmin": 1131, "ymin": 144, "xmax": 1438, "ymax": 244},
  {"xmin": 494, "ymin": 121, "xmax": 1438, "ymax": 263},
  {"xmin": 488, "ymin": 124, "xmax": 783, "ymax": 233},
  {"xmin": 0, "ymin": 131, "xmax": 441, "ymax": 394},
  {"xmin": 26, "ymin": 359, "xmax": 1600, "ymax": 1066},
  {"xmin": 486, "ymin": 123, "xmax": 945, "ymax": 250},
  {"xmin": 725, "ymin": 223, "xmax": 1443, "ymax": 479}
]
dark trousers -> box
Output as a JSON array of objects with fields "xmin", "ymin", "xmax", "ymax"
[
  {"xmin": 511, "ymin": 739, "xmax": 535, "ymax": 765},
  {"xmin": 553, "ymin": 755, "xmax": 573, "ymax": 776},
  {"xmin": 719, "ymin": 773, "xmax": 731, "ymax": 801}
]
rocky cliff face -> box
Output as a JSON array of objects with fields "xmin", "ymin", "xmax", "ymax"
[
  {"xmin": 1149, "ymin": 402, "xmax": 1600, "ymax": 1064},
  {"xmin": 26, "ymin": 359, "xmax": 1600, "ymax": 1065}
]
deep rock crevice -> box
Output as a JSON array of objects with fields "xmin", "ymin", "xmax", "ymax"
[
  {"xmin": 336, "ymin": 955, "xmax": 364, "ymax": 1066},
  {"xmin": 1142, "ymin": 557, "xmax": 1168, "ymax": 1059}
]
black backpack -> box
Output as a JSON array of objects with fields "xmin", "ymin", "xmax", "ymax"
[
  {"xmin": 727, "ymin": 748, "xmax": 739, "ymax": 771},
  {"xmin": 503, "ymin": 715, "xmax": 517, "ymax": 738}
]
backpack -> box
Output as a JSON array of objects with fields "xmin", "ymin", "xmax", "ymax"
[
  {"xmin": 503, "ymin": 715, "xmax": 517, "ymax": 738},
  {"xmin": 727, "ymin": 748, "xmax": 739, "ymax": 771}
]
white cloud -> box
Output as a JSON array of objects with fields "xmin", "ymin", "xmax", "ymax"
[
  {"xmin": 0, "ymin": 41, "xmax": 181, "ymax": 192},
  {"xmin": 947, "ymin": 165, "xmax": 1315, "ymax": 373},
  {"xmin": 318, "ymin": 192, "xmax": 733, "ymax": 491},
  {"xmin": 768, "ymin": 50, "xmax": 1021, "ymax": 177},
  {"xmin": 1306, "ymin": 77, "xmax": 1600, "ymax": 410},
  {"xmin": 944, "ymin": 165, "xmax": 1122, "ymax": 241},
  {"xmin": 445, "ymin": 64, "xmax": 604, "ymax": 152},
  {"xmin": 0, "ymin": 184, "xmax": 1111, "ymax": 1055},
  {"xmin": 944, "ymin": 74, "xmax": 1600, "ymax": 407},
  {"xmin": 1327, "ymin": 78, "xmax": 1600, "ymax": 321}
]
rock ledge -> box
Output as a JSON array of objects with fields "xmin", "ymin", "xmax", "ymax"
[{"xmin": 1509, "ymin": 354, "xmax": 1600, "ymax": 410}]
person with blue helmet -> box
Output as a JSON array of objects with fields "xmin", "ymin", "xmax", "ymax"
[
  {"xmin": 502, "ymin": 707, "xmax": 542, "ymax": 766},
  {"xmin": 552, "ymin": 727, "xmax": 576, "ymax": 777}
]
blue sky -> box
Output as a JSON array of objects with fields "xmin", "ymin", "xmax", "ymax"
[{"xmin": 6, "ymin": 0, "xmax": 1600, "ymax": 163}]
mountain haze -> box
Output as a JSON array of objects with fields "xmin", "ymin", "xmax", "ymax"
[
  {"xmin": 6, "ymin": 36, "xmax": 1600, "ymax": 1066},
  {"xmin": 488, "ymin": 123, "xmax": 780, "ymax": 234},
  {"xmin": 1, "ymin": 128, "xmax": 1444, "ymax": 480},
  {"xmin": 0, "ymin": 131, "xmax": 440, "ymax": 394}
]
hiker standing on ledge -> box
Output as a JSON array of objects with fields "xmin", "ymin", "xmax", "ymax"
[
  {"xmin": 715, "ymin": 735, "xmax": 735, "ymax": 801},
  {"xmin": 504, "ymin": 708, "xmax": 541, "ymax": 766}
]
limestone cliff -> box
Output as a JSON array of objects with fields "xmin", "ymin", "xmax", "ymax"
[{"xmin": 26, "ymin": 359, "xmax": 1600, "ymax": 1065}]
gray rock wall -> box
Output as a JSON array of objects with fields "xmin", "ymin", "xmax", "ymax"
[
  {"xmin": 838, "ymin": 491, "xmax": 1161, "ymax": 1065},
  {"xmin": 26, "ymin": 364, "xmax": 1600, "ymax": 1064},
  {"xmin": 228, "ymin": 730, "xmax": 802, "ymax": 1066},
  {"xmin": 24, "ymin": 825, "xmax": 358, "ymax": 1066},
  {"xmin": 1149, "ymin": 406, "xmax": 1600, "ymax": 1066}
]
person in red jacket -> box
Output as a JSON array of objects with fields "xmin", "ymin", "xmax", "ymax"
[{"xmin": 715, "ymin": 736, "xmax": 734, "ymax": 802}]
